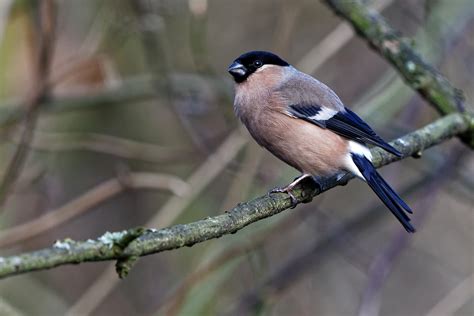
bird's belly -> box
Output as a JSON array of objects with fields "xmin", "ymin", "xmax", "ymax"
[{"xmin": 248, "ymin": 115, "xmax": 348, "ymax": 177}]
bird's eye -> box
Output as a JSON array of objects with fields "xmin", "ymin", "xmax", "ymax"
[{"xmin": 254, "ymin": 60, "xmax": 263, "ymax": 68}]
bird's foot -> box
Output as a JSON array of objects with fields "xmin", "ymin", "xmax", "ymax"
[
  {"xmin": 269, "ymin": 185, "xmax": 299, "ymax": 208},
  {"xmin": 267, "ymin": 174, "xmax": 314, "ymax": 208}
]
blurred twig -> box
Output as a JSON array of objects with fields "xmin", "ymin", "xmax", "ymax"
[
  {"xmin": 220, "ymin": 142, "xmax": 264, "ymax": 210},
  {"xmin": 0, "ymin": 113, "xmax": 471, "ymax": 280},
  {"xmin": 0, "ymin": 172, "xmax": 189, "ymax": 249},
  {"xmin": 50, "ymin": 2, "xmax": 108, "ymax": 85},
  {"xmin": 0, "ymin": 0, "xmax": 56, "ymax": 207},
  {"xmin": 0, "ymin": 74, "xmax": 226, "ymax": 128},
  {"xmin": 0, "ymin": 297, "xmax": 24, "ymax": 316},
  {"xmin": 425, "ymin": 272, "xmax": 474, "ymax": 316},
  {"xmin": 323, "ymin": 0, "xmax": 474, "ymax": 147},
  {"xmin": 131, "ymin": 0, "xmax": 214, "ymax": 153},
  {"xmin": 0, "ymin": 76, "xmax": 154, "ymax": 128},
  {"xmin": 297, "ymin": 0, "xmax": 394, "ymax": 73},
  {"xmin": 9, "ymin": 131, "xmax": 196, "ymax": 164}
]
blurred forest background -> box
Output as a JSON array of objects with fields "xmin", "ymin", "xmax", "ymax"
[{"xmin": 0, "ymin": 0, "xmax": 472, "ymax": 315}]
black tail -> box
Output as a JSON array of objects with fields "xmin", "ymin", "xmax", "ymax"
[{"xmin": 352, "ymin": 154, "xmax": 415, "ymax": 233}]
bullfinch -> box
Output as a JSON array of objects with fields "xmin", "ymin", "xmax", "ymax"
[{"xmin": 227, "ymin": 50, "xmax": 415, "ymax": 233}]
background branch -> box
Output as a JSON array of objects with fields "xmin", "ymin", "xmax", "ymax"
[
  {"xmin": 323, "ymin": 0, "xmax": 473, "ymax": 147},
  {"xmin": 0, "ymin": 172, "xmax": 188, "ymax": 248},
  {"xmin": 9, "ymin": 131, "xmax": 195, "ymax": 164}
]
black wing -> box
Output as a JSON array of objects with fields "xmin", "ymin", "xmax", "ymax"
[{"xmin": 288, "ymin": 104, "xmax": 402, "ymax": 157}]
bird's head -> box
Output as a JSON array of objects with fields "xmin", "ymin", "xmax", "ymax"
[{"xmin": 228, "ymin": 51, "xmax": 289, "ymax": 83}]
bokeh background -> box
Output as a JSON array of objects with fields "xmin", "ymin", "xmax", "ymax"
[{"xmin": 0, "ymin": 0, "xmax": 473, "ymax": 315}]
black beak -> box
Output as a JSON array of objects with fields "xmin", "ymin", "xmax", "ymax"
[{"xmin": 228, "ymin": 61, "xmax": 247, "ymax": 79}]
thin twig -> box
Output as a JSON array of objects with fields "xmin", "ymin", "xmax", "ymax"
[{"xmin": 221, "ymin": 142, "xmax": 264, "ymax": 210}]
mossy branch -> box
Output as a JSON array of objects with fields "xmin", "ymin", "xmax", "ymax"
[
  {"xmin": 323, "ymin": 0, "xmax": 474, "ymax": 147},
  {"xmin": 0, "ymin": 112, "xmax": 472, "ymax": 280}
]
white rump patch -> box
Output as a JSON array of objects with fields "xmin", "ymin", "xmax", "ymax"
[
  {"xmin": 344, "ymin": 141, "xmax": 372, "ymax": 180},
  {"xmin": 308, "ymin": 107, "xmax": 338, "ymax": 121},
  {"xmin": 348, "ymin": 141, "xmax": 372, "ymax": 160}
]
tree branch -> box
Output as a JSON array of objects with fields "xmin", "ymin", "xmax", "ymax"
[
  {"xmin": 0, "ymin": 112, "xmax": 471, "ymax": 279},
  {"xmin": 323, "ymin": 0, "xmax": 474, "ymax": 147}
]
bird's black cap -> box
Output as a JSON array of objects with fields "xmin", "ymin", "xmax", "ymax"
[{"xmin": 228, "ymin": 51, "xmax": 289, "ymax": 83}]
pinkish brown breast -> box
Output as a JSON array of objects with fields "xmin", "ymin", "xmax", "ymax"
[
  {"xmin": 246, "ymin": 109, "xmax": 348, "ymax": 176},
  {"xmin": 233, "ymin": 65, "xmax": 349, "ymax": 177}
]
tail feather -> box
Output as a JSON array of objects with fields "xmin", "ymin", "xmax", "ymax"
[
  {"xmin": 373, "ymin": 171, "xmax": 412, "ymax": 214},
  {"xmin": 351, "ymin": 154, "xmax": 415, "ymax": 233}
]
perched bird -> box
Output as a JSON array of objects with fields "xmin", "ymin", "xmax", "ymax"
[{"xmin": 227, "ymin": 50, "xmax": 415, "ymax": 233}]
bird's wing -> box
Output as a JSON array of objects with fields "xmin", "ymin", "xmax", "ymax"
[
  {"xmin": 277, "ymin": 73, "xmax": 401, "ymax": 157},
  {"xmin": 288, "ymin": 104, "xmax": 401, "ymax": 157}
]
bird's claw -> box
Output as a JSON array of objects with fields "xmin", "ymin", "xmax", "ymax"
[{"xmin": 269, "ymin": 186, "xmax": 299, "ymax": 208}]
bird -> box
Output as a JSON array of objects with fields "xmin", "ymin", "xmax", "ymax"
[{"xmin": 227, "ymin": 50, "xmax": 415, "ymax": 233}]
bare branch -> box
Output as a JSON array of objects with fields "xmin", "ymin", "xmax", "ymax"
[{"xmin": 323, "ymin": 0, "xmax": 474, "ymax": 148}]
